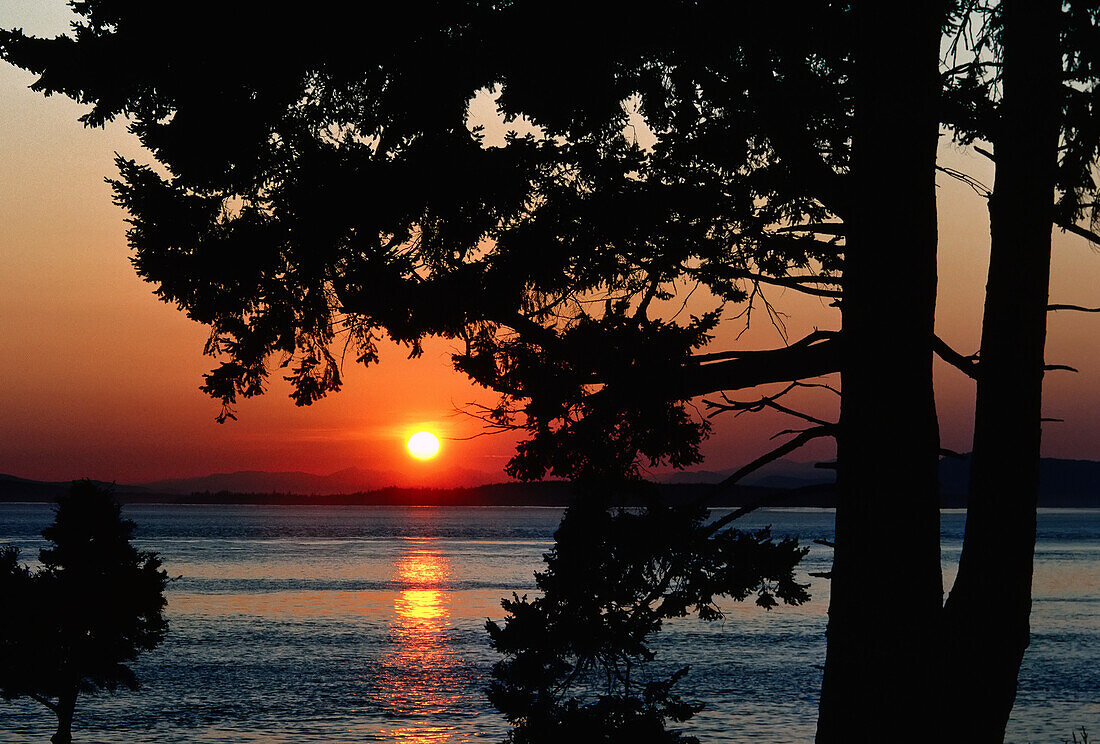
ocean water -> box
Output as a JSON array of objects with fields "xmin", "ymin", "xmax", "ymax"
[{"xmin": 0, "ymin": 505, "xmax": 1096, "ymax": 743}]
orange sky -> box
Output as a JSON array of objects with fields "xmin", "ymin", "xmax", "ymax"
[{"xmin": 1, "ymin": 3, "xmax": 1098, "ymax": 485}]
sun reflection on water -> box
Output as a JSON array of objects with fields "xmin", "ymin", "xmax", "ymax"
[
  {"xmin": 379, "ymin": 540, "xmax": 467, "ymax": 734},
  {"xmin": 395, "ymin": 547, "xmax": 449, "ymax": 625}
]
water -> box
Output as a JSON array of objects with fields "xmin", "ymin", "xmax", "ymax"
[{"xmin": 0, "ymin": 505, "xmax": 1096, "ymax": 742}]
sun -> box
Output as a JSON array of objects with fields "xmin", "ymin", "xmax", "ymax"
[{"xmin": 407, "ymin": 431, "xmax": 441, "ymax": 460}]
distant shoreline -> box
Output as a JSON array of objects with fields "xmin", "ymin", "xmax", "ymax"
[
  {"xmin": 2, "ymin": 477, "xmax": 1098, "ymax": 509},
  {"xmin": 7, "ymin": 455, "xmax": 1100, "ymax": 507}
]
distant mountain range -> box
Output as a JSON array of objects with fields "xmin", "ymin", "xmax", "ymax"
[
  {"xmin": 138, "ymin": 465, "xmax": 496, "ymax": 496},
  {"xmin": 1, "ymin": 456, "xmax": 1098, "ymax": 507},
  {"xmin": 659, "ymin": 458, "xmax": 834, "ymax": 490}
]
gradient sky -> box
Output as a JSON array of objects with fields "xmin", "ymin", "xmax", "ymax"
[{"xmin": 2, "ymin": 2, "xmax": 1099, "ymax": 485}]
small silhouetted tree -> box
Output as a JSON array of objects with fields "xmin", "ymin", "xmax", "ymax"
[{"xmin": 0, "ymin": 481, "xmax": 169, "ymax": 744}]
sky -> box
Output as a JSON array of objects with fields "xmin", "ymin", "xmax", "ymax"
[{"xmin": 1, "ymin": 2, "xmax": 1099, "ymax": 486}]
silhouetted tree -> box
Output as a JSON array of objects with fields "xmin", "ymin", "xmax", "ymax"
[
  {"xmin": 814, "ymin": 5, "xmax": 947, "ymax": 742},
  {"xmin": 0, "ymin": 2, "xmax": 947, "ymax": 740},
  {"xmin": 0, "ymin": 2, "xmax": 848, "ymax": 473},
  {"xmin": 0, "ymin": 481, "xmax": 169, "ymax": 744},
  {"xmin": 939, "ymin": 3, "xmax": 1100, "ymax": 740}
]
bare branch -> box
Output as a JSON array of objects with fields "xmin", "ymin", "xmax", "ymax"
[
  {"xmin": 936, "ymin": 165, "xmax": 991, "ymax": 197},
  {"xmin": 729, "ymin": 269, "xmax": 843, "ymax": 298},
  {"xmin": 453, "ymin": 400, "xmax": 524, "ymax": 436},
  {"xmin": 699, "ymin": 425, "xmax": 837, "ymax": 537},
  {"xmin": 758, "ymin": 284, "xmax": 791, "ymax": 341},
  {"xmin": 30, "ymin": 694, "xmax": 57, "ymax": 713},
  {"xmin": 704, "ymin": 382, "xmax": 834, "ymax": 427},
  {"xmin": 769, "ymin": 427, "xmax": 820, "ymax": 440},
  {"xmin": 933, "ymin": 334, "xmax": 979, "ymax": 379},
  {"xmin": 1047, "ymin": 304, "xmax": 1100, "ymax": 313},
  {"xmin": 798, "ymin": 381, "xmax": 841, "ymax": 396}
]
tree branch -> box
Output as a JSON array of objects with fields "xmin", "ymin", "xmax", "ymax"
[
  {"xmin": 1048, "ymin": 304, "xmax": 1100, "ymax": 313},
  {"xmin": 774, "ymin": 222, "xmax": 847, "ymax": 236},
  {"xmin": 933, "ymin": 334, "xmax": 979, "ymax": 379},
  {"xmin": 1058, "ymin": 220, "xmax": 1100, "ymax": 246},
  {"xmin": 682, "ymin": 332, "xmax": 841, "ymax": 398},
  {"xmin": 731, "ymin": 270, "xmax": 842, "ymax": 298},
  {"xmin": 704, "ymin": 382, "xmax": 835, "ymax": 427},
  {"xmin": 936, "ymin": 165, "xmax": 991, "ymax": 197},
  {"xmin": 691, "ymin": 329, "xmax": 837, "ymax": 363},
  {"xmin": 700, "ymin": 426, "xmax": 837, "ymax": 536},
  {"xmin": 30, "ymin": 693, "xmax": 57, "ymax": 713}
]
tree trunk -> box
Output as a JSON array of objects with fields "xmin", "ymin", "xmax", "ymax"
[
  {"xmin": 942, "ymin": 2, "xmax": 1062, "ymax": 741},
  {"xmin": 815, "ymin": 3, "xmax": 945, "ymax": 742},
  {"xmin": 51, "ymin": 689, "xmax": 77, "ymax": 744}
]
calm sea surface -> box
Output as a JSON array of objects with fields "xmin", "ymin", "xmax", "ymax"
[{"xmin": 0, "ymin": 505, "xmax": 1096, "ymax": 743}]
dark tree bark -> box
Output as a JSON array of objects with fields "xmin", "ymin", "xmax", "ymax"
[
  {"xmin": 943, "ymin": 2, "xmax": 1062, "ymax": 740},
  {"xmin": 816, "ymin": 3, "xmax": 946, "ymax": 742}
]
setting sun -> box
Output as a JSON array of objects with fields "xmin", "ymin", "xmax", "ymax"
[{"xmin": 407, "ymin": 431, "xmax": 441, "ymax": 460}]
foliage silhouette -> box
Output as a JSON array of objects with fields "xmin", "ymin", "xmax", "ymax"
[
  {"xmin": 0, "ymin": 481, "xmax": 169, "ymax": 744},
  {"xmin": 0, "ymin": 3, "xmax": 932, "ymax": 740},
  {"xmin": 486, "ymin": 498, "xmax": 808, "ymax": 743},
  {"xmin": 0, "ymin": 2, "xmax": 849, "ymax": 482}
]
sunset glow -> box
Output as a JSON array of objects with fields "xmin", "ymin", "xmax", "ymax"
[
  {"xmin": 407, "ymin": 432, "xmax": 441, "ymax": 460},
  {"xmin": 1, "ymin": 3, "xmax": 1098, "ymax": 491}
]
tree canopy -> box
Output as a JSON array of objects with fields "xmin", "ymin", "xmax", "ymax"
[{"xmin": 1, "ymin": 1, "xmax": 851, "ymax": 480}]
